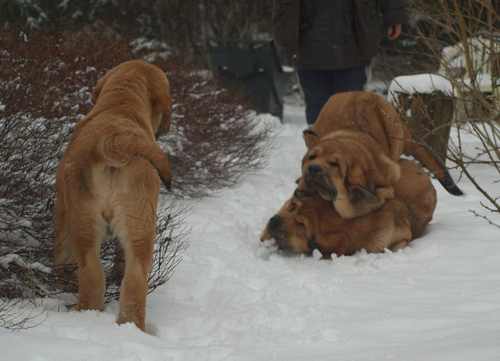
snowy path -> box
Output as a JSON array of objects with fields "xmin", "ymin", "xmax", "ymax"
[{"xmin": 2, "ymin": 103, "xmax": 500, "ymax": 361}]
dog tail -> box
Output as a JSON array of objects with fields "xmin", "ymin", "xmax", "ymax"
[
  {"xmin": 402, "ymin": 128, "xmax": 462, "ymax": 196},
  {"xmin": 100, "ymin": 131, "xmax": 172, "ymax": 190}
]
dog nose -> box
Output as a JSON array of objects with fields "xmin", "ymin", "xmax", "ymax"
[
  {"xmin": 268, "ymin": 215, "xmax": 282, "ymax": 230},
  {"xmin": 307, "ymin": 164, "xmax": 323, "ymax": 176}
]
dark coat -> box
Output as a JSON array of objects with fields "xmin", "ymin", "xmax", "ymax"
[{"xmin": 272, "ymin": 0, "xmax": 407, "ymax": 69}]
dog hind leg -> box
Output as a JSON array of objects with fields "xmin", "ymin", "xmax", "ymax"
[
  {"xmin": 115, "ymin": 194, "xmax": 157, "ymax": 331},
  {"xmin": 116, "ymin": 233, "xmax": 155, "ymax": 331},
  {"xmin": 72, "ymin": 212, "xmax": 106, "ymax": 312},
  {"xmin": 53, "ymin": 197, "xmax": 78, "ymax": 291}
]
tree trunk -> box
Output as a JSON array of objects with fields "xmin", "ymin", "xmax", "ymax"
[{"xmin": 397, "ymin": 92, "xmax": 455, "ymax": 163}]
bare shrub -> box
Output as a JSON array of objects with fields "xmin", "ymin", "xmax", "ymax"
[
  {"xmin": 1, "ymin": 1, "xmax": 273, "ymax": 66},
  {"xmin": 131, "ymin": 39, "xmax": 278, "ymax": 196},
  {"xmin": 382, "ymin": 0, "xmax": 499, "ymax": 226},
  {"xmin": 0, "ymin": 27, "xmax": 276, "ymax": 307},
  {"xmin": 0, "ymin": 299, "xmax": 47, "ymax": 330},
  {"xmin": 0, "ymin": 29, "xmax": 146, "ymax": 302}
]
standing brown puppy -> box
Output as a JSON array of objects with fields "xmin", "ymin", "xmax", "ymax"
[{"xmin": 54, "ymin": 60, "xmax": 172, "ymax": 331}]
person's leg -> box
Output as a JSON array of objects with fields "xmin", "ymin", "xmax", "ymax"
[
  {"xmin": 297, "ymin": 69, "xmax": 334, "ymax": 125},
  {"xmin": 330, "ymin": 66, "xmax": 367, "ymax": 94}
]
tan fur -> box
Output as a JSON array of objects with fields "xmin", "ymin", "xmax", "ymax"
[
  {"xmin": 301, "ymin": 129, "xmax": 401, "ymax": 219},
  {"xmin": 311, "ymin": 91, "xmax": 406, "ymax": 160},
  {"xmin": 53, "ymin": 60, "xmax": 173, "ymax": 331},
  {"xmin": 301, "ymin": 92, "xmax": 461, "ymax": 217},
  {"xmin": 262, "ymin": 160, "xmax": 437, "ymax": 258}
]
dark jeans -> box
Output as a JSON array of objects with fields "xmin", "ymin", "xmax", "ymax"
[{"xmin": 297, "ymin": 66, "xmax": 367, "ymax": 125}]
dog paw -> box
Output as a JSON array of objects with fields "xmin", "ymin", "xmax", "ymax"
[
  {"xmin": 312, "ymin": 249, "xmax": 323, "ymax": 260},
  {"xmin": 145, "ymin": 323, "xmax": 158, "ymax": 336}
]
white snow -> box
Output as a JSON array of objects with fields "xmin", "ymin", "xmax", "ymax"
[
  {"xmin": 462, "ymin": 73, "xmax": 499, "ymax": 92},
  {"xmin": 2, "ymin": 100, "xmax": 500, "ymax": 360},
  {"xmin": 389, "ymin": 73, "xmax": 455, "ymax": 99},
  {"xmin": 439, "ymin": 36, "xmax": 500, "ymax": 93}
]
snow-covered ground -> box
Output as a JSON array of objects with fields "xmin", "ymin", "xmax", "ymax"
[{"xmin": 2, "ymin": 100, "xmax": 500, "ymax": 361}]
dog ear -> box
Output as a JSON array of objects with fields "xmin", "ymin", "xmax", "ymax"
[
  {"xmin": 151, "ymin": 77, "xmax": 173, "ymax": 136},
  {"xmin": 91, "ymin": 76, "xmax": 106, "ymax": 104},
  {"xmin": 344, "ymin": 159, "xmax": 378, "ymax": 202},
  {"xmin": 155, "ymin": 94, "xmax": 172, "ymax": 135},
  {"xmin": 92, "ymin": 66, "xmax": 119, "ymax": 104},
  {"xmin": 303, "ymin": 129, "xmax": 320, "ymax": 149},
  {"xmin": 346, "ymin": 161, "xmax": 374, "ymax": 191},
  {"xmin": 295, "ymin": 215, "xmax": 312, "ymax": 236},
  {"xmin": 295, "ymin": 214, "xmax": 316, "ymax": 253},
  {"xmin": 349, "ymin": 186, "xmax": 382, "ymax": 204}
]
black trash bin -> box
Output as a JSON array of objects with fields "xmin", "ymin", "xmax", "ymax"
[{"xmin": 207, "ymin": 37, "xmax": 294, "ymax": 120}]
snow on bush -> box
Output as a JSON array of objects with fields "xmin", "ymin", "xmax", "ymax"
[{"xmin": 388, "ymin": 73, "xmax": 455, "ymax": 104}]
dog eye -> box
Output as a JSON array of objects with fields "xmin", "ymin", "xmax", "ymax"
[
  {"xmin": 309, "ymin": 154, "xmax": 317, "ymax": 161},
  {"xmin": 289, "ymin": 206, "xmax": 296, "ymax": 211},
  {"xmin": 329, "ymin": 162, "xmax": 339, "ymax": 167}
]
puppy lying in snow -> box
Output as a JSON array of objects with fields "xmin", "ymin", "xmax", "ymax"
[{"xmin": 261, "ymin": 159, "xmax": 437, "ymax": 259}]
